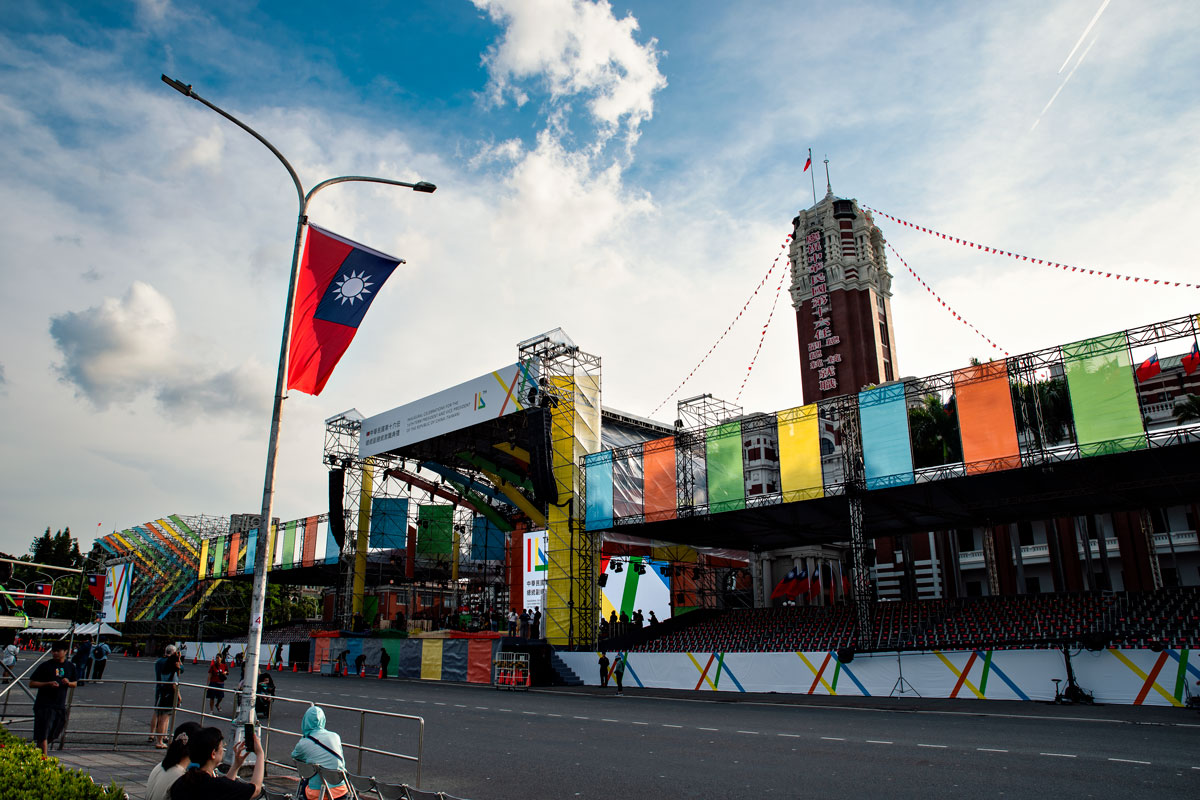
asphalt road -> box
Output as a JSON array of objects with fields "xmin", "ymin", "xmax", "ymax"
[{"xmin": 10, "ymin": 655, "xmax": 1199, "ymax": 799}]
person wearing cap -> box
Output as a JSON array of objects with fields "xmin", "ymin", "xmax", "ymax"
[
  {"xmin": 150, "ymin": 644, "xmax": 183, "ymax": 748},
  {"xmin": 29, "ymin": 639, "xmax": 78, "ymax": 755}
]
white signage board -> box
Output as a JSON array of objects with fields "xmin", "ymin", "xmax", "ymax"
[
  {"xmin": 522, "ymin": 529, "xmax": 549, "ymax": 617},
  {"xmin": 102, "ymin": 563, "xmax": 133, "ymax": 624},
  {"xmin": 360, "ymin": 361, "xmax": 538, "ymax": 458}
]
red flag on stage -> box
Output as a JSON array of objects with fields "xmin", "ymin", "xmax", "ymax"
[
  {"xmin": 1183, "ymin": 342, "xmax": 1200, "ymax": 376},
  {"xmin": 287, "ymin": 225, "xmax": 404, "ymax": 396},
  {"xmin": 1135, "ymin": 353, "xmax": 1161, "ymax": 382}
]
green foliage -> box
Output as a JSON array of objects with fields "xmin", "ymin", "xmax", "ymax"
[
  {"xmin": 0, "ymin": 727, "xmax": 124, "ymax": 799},
  {"xmin": 907, "ymin": 393, "xmax": 962, "ymax": 468},
  {"xmin": 1173, "ymin": 393, "xmax": 1200, "ymax": 424},
  {"xmin": 1011, "ymin": 378, "xmax": 1074, "ymax": 447}
]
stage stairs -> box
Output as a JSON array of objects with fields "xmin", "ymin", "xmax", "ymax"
[{"xmin": 548, "ymin": 650, "xmax": 584, "ymax": 686}]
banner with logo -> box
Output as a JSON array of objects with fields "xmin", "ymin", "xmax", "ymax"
[
  {"xmin": 102, "ymin": 563, "xmax": 133, "ymax": 623},
  {"xmin": 522, "ymin": 530, "xmax": 549, "ymax": 614}
]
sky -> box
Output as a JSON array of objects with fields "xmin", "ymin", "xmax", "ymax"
[{"xmin": 2, "ymin": 0, "xmax": 1198, "ymax": 556}]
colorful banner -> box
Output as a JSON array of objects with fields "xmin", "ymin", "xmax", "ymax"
[
  {"xmin": 776, "ymin": 404, "xmax": 823, "ymax": 502},
  {"xmin": 417, "ymin": 505, "xmax": 453, "ymax": 555},
  {"xmin": 584, "ymin": 451, "xmax": 614, "ymax": 531},
  {"xmin": 705, "ymin": 421, "xmax": 745, "ymax": 513},
  {"xmin": 859, "ymin": 383, "xmax": 914, "ymax": 490},
  {"xmin": 1063, "ymin": 333, "xmax": 1147, "ymax": 456},
  {"xmin": 370, "ymin": 497, "xmax": 409, "ymax": 549},
  {"xmin": 523, "ymin": 529, "xmax": 549, "ymax": 613},
  {"xmin": 599, "ymin": 556, "xmax": 670, "ymax": 623},
  {"xmin": 102, "ymin": 563, "xmax": 133, "ymax": 623},
  {"xmin": 954, "ymin": 361, "xmax": 1021, "ymax": 473}
]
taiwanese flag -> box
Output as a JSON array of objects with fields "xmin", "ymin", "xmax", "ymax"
[
  {"xmin": 1135, "ymin": 353, "xmax": 1161, "ymax": 382},
  {"xmin": 808, "ymin": 566, "xmax": 823, "ymax": 602},
  {"xmin": 87, "ymin": 574, "xmax": 105, "ymax": 604},
  {"xmin": 791, "ymin": 568, "xmax": 810, "ymax": 599},
  {"xmin": 770, "ymin": 566, "xmax": 800, "ymax": 599},
  {"xmin": 33, "ymin": 583, "xmax": 51, "ymax": 608},
  {"xmin": 803, "ymin": 154, "xmax": 812, "ymax": 172},
  {"xmin": 1183, "ymin": 342, "xmax": 1200, "ymax": 376},
  {"xmin": 287, "ymin": 224, "xmax": 404, "ymax": 396}
]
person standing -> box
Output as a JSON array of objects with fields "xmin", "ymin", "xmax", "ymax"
[
  {"xmin": 648, "ymin": 611, "xmax": 659, "ymax": 627},
  {"xmin": 1, "ymin": 639, "xmax": 18, "ymax": 684},
  {"xmin": 507, "ymin": 609, "xmax": 518, "ymax": 637},
  {"xmin": 206, "ymin": 655, "xmax": 228, "ymax": 714},
  {"xmin": 150, "ymin": 644, "xmax": 182, "ymax": 748},
  {"xmin": 519, "ymin": 608, "xmax": 531, "ymax": 639},
  {"xmin": 379, "ymin": 647, "xmax": 390, "ymax": 679},
  {"xmin": 612, "ymin": 652, "xmax": 625, "ymax": 695},
  {"xmin": 532, "ymin": 607, "xmax": 543, "ymax": 640},
  {"xmin": 597, "ymin": 652, "xmax": 610, "ymax": 688},
  {"xmin": 72, "ymin": 634, "xmax": 93, "ymax": 686},
  {"xmin": 90, "ymin": 639, "xmax": 110, "ymax": 682},
  {"xmin": 29, "ymin": 640, "xmax": 77, "ymax": 756}
]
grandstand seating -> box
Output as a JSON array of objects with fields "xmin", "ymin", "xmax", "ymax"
[{"xmin": 618, "ymin": 587, "xmax": 1200, "ymax": 654}]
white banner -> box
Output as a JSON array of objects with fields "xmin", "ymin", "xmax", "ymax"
[
  {"xmin": 101, "ymin": 563, "xmax": 133, "ymax": 624},
  {"xmin": 522, "ymin": 530, "xmax": 549, "ymax": 616},
  {"xmin": 359, "ymin": 361, "xmax": 538, "ymax": 458}
]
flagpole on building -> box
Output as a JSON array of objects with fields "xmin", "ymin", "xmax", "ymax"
[
  {"xmin": 809, "ymin": 147, "xmax": 817, "ymax": 206},
  {"xmin": 161, "ymin": 75, "xmax": 435, "ymax": 738}
]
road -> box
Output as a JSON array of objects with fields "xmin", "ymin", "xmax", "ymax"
[{"xmin": 16, "ymin": 655, "xmax": 1200, "ymax": 799}]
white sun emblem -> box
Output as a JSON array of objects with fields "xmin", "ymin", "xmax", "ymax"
[{"xmin": 333, "ymin": 270, "xmax": 373, "ymax": 305}]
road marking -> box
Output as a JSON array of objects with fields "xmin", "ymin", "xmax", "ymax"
[
  {"xmin": 918, "ymin": 744, "xmax": 947, "ymax": 749},
  {"xmin": 867, "ymin": 740, "xmax": 893, "ymax": 745},
  {"xmin": 357, "ymin": 695, "xmax": 369, "ymax": 698},
  {"xmin": 498, "ymin": 708, "xmax": 512, "ymax": 712},
  {"xmin": 632, "ymin": 721, "xmax": 649, "ymax": 726},
  {"xmin": 698, "ymin": 727, "xmax": 718, "ymax": 731},
  {"xmin": 522, "ymin": 711, "xmax": 538, "ymax": 715},
  {"xmin": 977, "ymin": 748, "xmax": 1008, "ymax": 753},
  {"xmin": 778, "ymin": 733, "xmax": 800, "ymax": 738},
  {"xmin": 574, "ymin": 716, "xmax": 589, "ymax": 720},
  {"xmin": 663, "ymin": 724, "xmax": 682, "ymax": 728},
  {"xmin": 434, "ymin": 702, "xmax": 445, "ymax": 706},
  {"xmin": 475, "ymin": 706, "xmax": 489, "ymax": 710},
  {"xmin": 1108, "ymin": 758, "xmax": 1150, "ymax": 765},
  {"xmin": 454, "ymin": 704, "xmax": 466, "ymax": 708},
  {"xmin": 412, "ymin": 700, "xmax": 426, "ymax": 704},
  {"xmin": 821, "ymin": 737, "xmax": 844, "ymax": 741},
  {"xmin": 547, "ymin": 713, "xmax": 561, "ymax": 717},
  {"xmin": 1040, "ymin": 753, "xmax": 1076, "ymax": 758},
  {"xmin": 737, "ymin": 730, "xmax": 759, "ymax": 735},
  {"xmin": 602, "ymin": 718, "xmax": 620, "ymax": 722}
]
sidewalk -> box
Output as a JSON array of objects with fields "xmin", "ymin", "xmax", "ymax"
[{"xmin": 53, "ymin": 747, "xmax": 300, "ymax": 799}]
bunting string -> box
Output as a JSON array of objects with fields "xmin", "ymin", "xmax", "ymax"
[
  {"xmin": 864, "ymin": 205, "xmax": 1200, "ymax": 289},
  {"xmin": 884, "ymin": 239, "xmax": 1009, "ymax": 357},
  {"xmin": 735, "ymin": 249, "xmax": 791, "ymax": 403},
  {"xmin": 649, "ymin": 233, "xmax": 793, "ymax": 417}
]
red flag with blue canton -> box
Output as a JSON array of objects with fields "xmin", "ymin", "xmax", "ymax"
[
  {"xmin": 287, "ymin": 224, "xmax": 403, "ymax": 396},
  {"xmin": 1134, "ymin": 353, "xmax": 1161, "ymax": 382},
  {"xmin": 87, "ymin": 574, "xmax": 104, "ymax": 604},
  {"xmin": 1183, "ymin": 342, "xmax": 1200, "ymax": 376}
]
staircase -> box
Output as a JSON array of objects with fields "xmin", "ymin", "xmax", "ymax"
[{"xmin": 548, "ymin": 650, "xmax": 584, "ymax": 686}]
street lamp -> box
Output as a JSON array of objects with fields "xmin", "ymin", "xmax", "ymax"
[{"xmin": 162, "ymin": 75, "xmax": 435, "ymax": 736}]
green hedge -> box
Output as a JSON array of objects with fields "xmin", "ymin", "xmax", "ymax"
[{"xmin": 0, "ymin": 728, "xmax": 125, "ymax": 799}]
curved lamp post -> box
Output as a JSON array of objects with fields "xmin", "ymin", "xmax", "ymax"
[{"xmin": 161, "ymin": 75, "xmax": 435, "ymax": 734}]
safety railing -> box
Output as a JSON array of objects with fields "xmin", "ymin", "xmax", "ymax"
[{"xmin": 2, "ymin": 677, "xmax": 425, "ymax": 787}]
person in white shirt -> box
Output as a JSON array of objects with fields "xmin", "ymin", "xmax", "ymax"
[
  {"xmin": 0, "ymin": 641, "xmax": 18, "ymax": 684},
  {"xmin": 145, "ymin": 722, "xmax": 201, "ymax": 800}
]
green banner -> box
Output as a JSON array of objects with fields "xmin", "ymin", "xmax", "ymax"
[
  {"xmin": 212, "ymin": 535, "xmax": 225, "ymax": 578},
  {"xmin": 417, "ymin": 505, "xmax": 454, "ymax": 555},
  {"xmin": 283, "ymin": 520, "xmax": 297, "ymax": 568},
  {"xmin": 1063, "ymin": 332, "xmax": 1147, "ymax": 456},
  {"xmin": 705, "ymin": 421, "xmax": 746, "ymax": 513}
]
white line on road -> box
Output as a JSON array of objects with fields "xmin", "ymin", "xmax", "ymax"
[
  {"xmin": 547, "ymin": 713, "xmax": 561, "ymax": 717},
  {"xmin": 475, "ymin": 706, "xmax": 489, "ymax": 710},
  {"xmin": 737, "ymin": 730, "xmax": 759, "ymax": 735},
  {"xmin": 574, "ymin": 716, "xmax": 589, "ymax": 720},
  {"xmin": 821, "ymin": 737, "xmax": 844, "ymax": 741},
  {"xmin": 601, "ymin": 718, "xmax": 620, "ymax": 722},
  {"xmin": 663, "ymin": 724, "xmax": 682, "ymax": 728},
  {"xmin": 522, "ymin": 711, "xmax": 538, "ymax": 715},
  {"xmin": 698, "ymin": 727, "xmax": 718, "ymax": 731},
  {"xmin": 866, "ymin": 740, "xmax": 893, "ymax": 745},
  {"xmin": 779, "ymin": 733, "xmax": 800, "ymax": 738},
  {"xmin": 977, "ymin": 748, "xmax": 1008, "ymax": 752},
  {"xmin": 632, "ymin": 721, "xmax": 649, "ymax": 725},
  {"xmin": 918, "ymin": 744, "xmax": 948, "ymax": 749},
  {"xmin": 454, "ymin": 704, "xmax": 466, "ymax": 708},
  {"xmin": 1108, "ymin": 758, "xmax": 1150, "ymax": 765},
  {"xmin": 1040, "ymin": 753, "xmax": 1076, "ymax": 758},
  {"xmin": 434, "ymin": 702, "xmax": 445, "ymax": 706}
]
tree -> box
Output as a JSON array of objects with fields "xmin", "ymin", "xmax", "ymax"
[
  {"xmin": 908, "ymin": 393, "xmax": 962, "ymax": 468},
  {"xmin": 1012, "ymin": 378, "xmax": 1073, "ymax": 448},
  {"xmin": 1173, "ymin": 394, "xmax": 1200, "ymax": 424}
]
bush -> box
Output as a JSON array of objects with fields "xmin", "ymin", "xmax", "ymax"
[{"xmin": 0, "ymin": 727, "xmax": 124, "ymax": 799}]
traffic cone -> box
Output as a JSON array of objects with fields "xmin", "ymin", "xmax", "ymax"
[
  {"xmin": 292, "ymin": 662, "xmax": 298, "ymax": 672},
  {"xmin": 378, "ymin": 666, "xmax": 384, "ymax": 679}
]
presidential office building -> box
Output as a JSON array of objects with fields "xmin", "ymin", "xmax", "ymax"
[{"xmin": 787, "ymin": 190, "xmax": 898, "ymax": 404}]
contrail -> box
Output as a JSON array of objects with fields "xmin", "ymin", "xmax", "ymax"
[
  {"xmin": 1058, "ymin": 0, "xmax": 1112, "ymax": 73},
  {"xmin": 1032, "ymin": 36, "xmax": 1099, "ymax": 131}
]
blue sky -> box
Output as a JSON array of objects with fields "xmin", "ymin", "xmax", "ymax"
[{"xmin": 1, "ymin": 0, "xmax": 1198, "ymax": 555}]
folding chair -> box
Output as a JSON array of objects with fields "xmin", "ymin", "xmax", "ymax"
[
  {"xmin": 372, "ymin": 781, "xmax": 408, "ymax": 800},
  {"xmin": 294, "ymin": 761, "xmax": 322, "ymax": 799},
  {"xmin": 346, "ymin": 772, "xmax": 378, "ymax": 798},
  {"xmin": 318, "ymin": 763, "xmax": 359, "ymax": 800},
  {"xmin": 261, "ymin": 790, "xmax": 295, "ymax": 800},
  {"xmin": 404, "ymin": 787, "xmax": 443, "ymax": 800}
]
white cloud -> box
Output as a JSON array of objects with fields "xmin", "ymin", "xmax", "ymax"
[{"xmin": 472, "ymin": 0, "xmax": 667, "ymax": 153}]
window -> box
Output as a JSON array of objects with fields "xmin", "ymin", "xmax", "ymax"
[
  {"xmin": 1024, "ymin": 576, "xmax": 1041, "ymax": 594},
  {"xmin": 766, "ymin": 483, "xmax": 776, "ymax": 493},
  {"xmin": 749, "ymin": 483, "xmax": 763, "ymax": 495},
  {"xmin": 748, "ymin": 447, "xmax": 761, "ymax": 461},
  {"xmin": 820, "ymin": 437, "xmax": 835, "ymax": 456},
  {"xmin": 764, "ymin": 448, "xmax": 777, "ymax": 461}
]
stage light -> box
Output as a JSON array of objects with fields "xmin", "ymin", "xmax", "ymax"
[
  {"xmin": 598, "ymin": 575, "xmax": 608, "ymax": 587},
  {"xmin": 527, "ymin": 388, "xmax": 538, "ymax": 405},
  {"xmin": 633, "ymin": 563, "xmax": 646, "ymax": 575},
  {"xmin": 613, "ymin": 561, "xmax": 623, "ymax": 573},
  {"xmin": 661, "ymin": 566, "xmax": 673, "ymax": 578}
]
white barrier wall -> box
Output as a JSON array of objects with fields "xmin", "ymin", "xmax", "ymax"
[{"xmin": 560, "ymin": 647, "xmax": 1200, "ymax": 707}]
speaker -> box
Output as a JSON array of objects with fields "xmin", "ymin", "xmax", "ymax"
[
  {"xmin": 1081, "ymin": 632, "xmax": 1111, "ymax": 652},
  {"xmin": 836, "ymin": 647, "xmax": 855, "ymax": 664},
  {"xmin": 328, "ymin": 468, "xmax": 346, "ymax": 549},
  {"xmin": 528, "ymin": 408, "xmax": 559, "ymax": 506},
  {"xmin": 597, "ymin": 575, "xmax": 608, "ymax": 587}
]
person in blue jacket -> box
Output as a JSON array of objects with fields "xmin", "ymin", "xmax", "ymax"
[{"xmin": 291, "ymin": 706, "xmax": 349, "ymax": 799}]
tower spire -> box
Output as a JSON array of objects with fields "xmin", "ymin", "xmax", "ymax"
[{"xmin": 824, "ymin": 155, "xmax": 832, "ymax": 198}]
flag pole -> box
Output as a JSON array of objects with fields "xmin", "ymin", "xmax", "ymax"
[
  {"xmin": 809, "ymin": 147, "xmax": 817, "ymax": 207},
  {"xmin": 161, "ymin": 75, "xmax": 435, "ymax": 740}
]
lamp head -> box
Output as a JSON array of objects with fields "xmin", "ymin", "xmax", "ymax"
[{"xmin": 412, "ymin": 181, "xmax": 437, "ymax": 193}]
